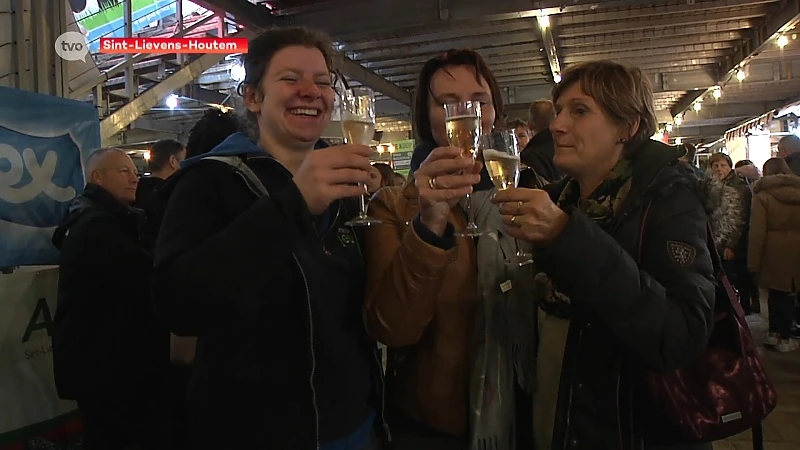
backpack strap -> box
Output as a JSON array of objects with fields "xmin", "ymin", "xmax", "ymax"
[{"xmin": 201, "ymin": 155, "xmax": 269, "ymax": 198}]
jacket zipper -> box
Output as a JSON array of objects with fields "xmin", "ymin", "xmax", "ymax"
[
  {"xmin": 372, "ymin": 348, "xmax": 392, "ymax": 443},
  {"xmin": 293, "ymin": 254, "xmax": 321, "ymax": 450},
  {"xmin": 563, "ymin": 326, "xmax": 584, "ymax": 450},
  {"xmin": 347, "ymin": 209, "xmax": 392, "ymax": 443},
  {"xmin": 238, "ymin": 156, "xmax": 321, "ymax": 449}
]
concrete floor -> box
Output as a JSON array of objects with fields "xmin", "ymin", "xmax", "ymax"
[{"xmin": 714, "ymin": 299, "xmax": 800, "ymax": 450}]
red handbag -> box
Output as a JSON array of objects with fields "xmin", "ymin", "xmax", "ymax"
[{"xmin": 637, "ymin": 201, "xmax": 777, "ymax": 442}]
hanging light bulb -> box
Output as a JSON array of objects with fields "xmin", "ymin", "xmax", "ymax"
[
  {"xmin": 736, "ymin": 69, "xmax": 746, "ymax": 81},
  {"xmin": 693, "ymin": 102, "xmax": 702, "ymax": 112},
  {"xmin": 778, "ymin": 35, "xmax": 789, "ymax": 48},
  {"xmin": 666, "ymin": 123, "xmax": 673, "ymax": 133},
  {"xmin": 675, "ymin": 137, "xmax": 683, "ymax": 145},
  {"xmin": 713, "ymin": 88, "xmax": 722, "ymax": 99},
  {"xmin": 675, "ymin": 114, "xmax": 683, "ymax": 126},
  {"xmin": 553, "ymin": 73, "xmax": 562, "ymax": 84}
]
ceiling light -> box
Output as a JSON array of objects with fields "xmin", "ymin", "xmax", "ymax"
[
  {"xmin": 676, "ymin": 137, "xmax": 683, "ymax": 145},
  {"xmin": 537, "ymin": 15, "xmax": 550, "ymax": 29},
  {"xmin": 666, "ymin": 123, "xmax": 673, "ymax": 132},
  {"xmin": 736, "ymin": 69, "xmax": 746, "ymax": 81},
  {"xmin": 778, "ymin": 35, "xmax": 789, "ymax": 48},
  {"xmin": 713, "ymin": 88, "xmax": 722, "ymax": 99},
  {"xmin": 553, "ymin": 73, "xmax": 562, "ymax": 83},
  {"xmin": 166, "ymin": 94, "xmax": 178, "ymax": 109},
  {"xmin": 693, "ymin": 102, "xmax": 702, "ymax": 111},
  {"xmin": 230, "ymin": 63, "xmax": 246, "ymax": 82},
  {"xmin": 675, "ymin": 115, "xmax": 683, "ymax": 126}
]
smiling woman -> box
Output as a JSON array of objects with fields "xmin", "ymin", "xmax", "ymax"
[{"xmin": 151, "ymin": 26, "xmax": 387, "ymax": 450}]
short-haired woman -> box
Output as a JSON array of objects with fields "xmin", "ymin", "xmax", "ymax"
[{"xmin": 492, "ymin": 60, "xmax": 715, "ymax": 450}]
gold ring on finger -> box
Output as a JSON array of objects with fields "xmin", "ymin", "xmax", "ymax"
[
  {"xmin": 428, "ymin": 177, "xmax": 438, "ymax": 190},
  {"xmin": 510, "ymin": 215, "xmax": 517, "ymax": 224}
]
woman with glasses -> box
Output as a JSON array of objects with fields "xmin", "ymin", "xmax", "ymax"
[{"xmin": 364, "ymin": 49, "xmax": 539, "ymax": 450}]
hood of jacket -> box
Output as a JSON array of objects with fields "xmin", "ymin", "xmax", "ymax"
[
  {"xmin": 52, "ymin": 183, "xmax": 142, "ymax": 249},
  {"xmin": 754, "ymin": 174, "xmax": 800, "ymax": 204},
  {"xmin": 180, "ymin": 132, "xmax": 265, "ymax": 169}
]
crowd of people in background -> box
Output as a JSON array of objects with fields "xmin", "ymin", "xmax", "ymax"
[{"xmin": 47, "ymin": 24, "xmax": 800, "ymax": 450}]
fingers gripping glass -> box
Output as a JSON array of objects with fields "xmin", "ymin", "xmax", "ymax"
[
  {"xmin": 340, "ymin": 87, "xmax": 382, "ymax": 226},
  {"xmin": 479, "ymin": 130, "xmax": 534, "ymax": 267},
  {"xmin": 444, "ymin": 101, "xmax": 485, "ymax": 237}
]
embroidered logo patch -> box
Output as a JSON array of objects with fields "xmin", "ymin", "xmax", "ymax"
[
  {"xmin": 337, "ymin": 227, "xmax": 356, "ymax": 247},
  {"xmin": 667, "ymin": 241, "xmax": 696, "ymax": 267}
]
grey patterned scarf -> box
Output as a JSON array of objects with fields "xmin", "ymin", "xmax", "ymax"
[{"xmin": 463, "ymin": 191, "xmax": 538, "ymax": 450}]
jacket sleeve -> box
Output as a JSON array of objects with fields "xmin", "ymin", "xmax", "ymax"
[
  {"xmin": 747, "ymin": 194, "xmax": 767, "ymax": 274},
  {"xmin": 152, "ymin": 164, "xmax": 311, "ymax": 336},
  {"xmin": 535, "ymin": 185, "xmax": 715, "ymax": 371},
  {"xmin": 362, "ymin": 188, "xmax": 456, "ymax": 347}
]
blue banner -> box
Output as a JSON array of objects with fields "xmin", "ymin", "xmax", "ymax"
[{"xmin": 0, "ymin": 87, "xmax": 100, "ymax": 267}]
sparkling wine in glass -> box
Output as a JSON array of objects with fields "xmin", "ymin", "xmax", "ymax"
[
  {"xmin": 479, "ymin": 130, "xmax": 533, "ymax": 266},
  {"xmin": 340, "ymin": 87, "xmax": 381, "ymax": 226},
  {"xmin": 444, "ymin": 101, "xmax": 484, "ymax": 237}
]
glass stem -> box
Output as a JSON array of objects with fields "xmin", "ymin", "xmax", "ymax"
[
  {"xmin": 359, "ymin": 183, "xmax": 368, "ymax": 217},
  {"xmin": 465, "ymin": 192, "xmax": 475, "ymax": 227}
]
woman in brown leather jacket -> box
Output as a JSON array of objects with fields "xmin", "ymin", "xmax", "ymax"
[{"xmin": 363, "ymin": 49, "xmax": 540, "ymax": 450}]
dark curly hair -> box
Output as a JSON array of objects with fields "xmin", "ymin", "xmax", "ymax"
[{"xmin": 186, "ymin": 108, "xmax": 241, "ymax": 158}]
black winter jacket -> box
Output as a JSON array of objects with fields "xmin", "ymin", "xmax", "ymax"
[
  {"xmin": 536, "ymin": 140, "xmax": 716, "ymax": 450},
  {"xmin": 51, "ymin": 184, "xmax": 169, "ymax": 404},
  {"xmin": 152, "ymin": 147, "xmax": 387, "ymax": 450}
]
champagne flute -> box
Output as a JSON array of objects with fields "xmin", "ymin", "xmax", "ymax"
[
  {"xmin": 479, "ymin": 130, "xmax": 533, "ymax": 266},
  {"xmin": 444, "ymin": 101, "xmax": 484, "ymax": 237},
  {"xmin": 340, "ymin": 87, "xmax": 382, "ymax": 226}
]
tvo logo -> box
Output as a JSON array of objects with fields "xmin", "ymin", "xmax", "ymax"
[{"xmin": 55, "ymin": 31, "xmax": 90, "ymax": 62}]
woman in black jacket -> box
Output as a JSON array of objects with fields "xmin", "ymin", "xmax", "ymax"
[
  {"xmin": 152, "ymin": 27, "xmax": 385, "ymax": 450},
  {"xmin": 492, "ymin": 61, "xmax": 716, "ymax": 449}
]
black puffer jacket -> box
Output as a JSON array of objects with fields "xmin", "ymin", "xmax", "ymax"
[{"xmin": 536, "ymin": 140, "xmax": 716, "ymax": 450}]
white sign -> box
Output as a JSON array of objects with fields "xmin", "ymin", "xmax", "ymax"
[{"xmin": 0, "ymin": 268, "xmax": 78, "ymax": 439}]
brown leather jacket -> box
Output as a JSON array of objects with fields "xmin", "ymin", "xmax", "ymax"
[{"xmin": 363, "ymin": 181, "xmax": 477, "ymax": 436}]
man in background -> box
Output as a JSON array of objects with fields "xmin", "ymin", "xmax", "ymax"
[
  {"xmin": 52, "ymin": 148, "xmax": 168, "ymax": 450},
  {"xmin": 778, "ymin": 135, "xmax": 800, "ymax": 175},
  {"xmin": 507, "ymin": 118, "xmax": 531, "ymax": 149},
  {"xmin": 135, "ymin": 139, "xmax": 185, "ymax": 249},
  {"xmin": 520, "ymin": 99, "xmax": 561, "ymax": 182},
  {"xmin": 679, "ymin": 143, "xmax": 705, "ymax": 178}
]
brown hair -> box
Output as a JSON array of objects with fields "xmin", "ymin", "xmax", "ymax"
[
  {"xmin": 552, "ymin": 60, "xmax": 657, "ymax": 144},
  {"xmin": 506, "ymin": 118, "xmax": 528, "ymax": 130},
  {"xmin": 238, "ymin": 27, "xmax": 335, "ymax": 134},
  {"xmin": 528, "ymin": 100, "xmax": 555, "ymax": 133},
  {"xmin": 412, "ymin": 49, "xmax": 504, "ymax": 143},
  {"xmin": 762, "ymin": 157, "xmax": 794, "ymax": 176},
  {"xmin": 709, "ymin": 152, "xmax": 733, "ymax": 169},
  {"xmin": 372, "ymin": 163, "xmax": 396, "ymax": 188}
]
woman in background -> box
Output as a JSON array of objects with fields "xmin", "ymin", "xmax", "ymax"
[{"xmin": 749, "ymin": 157, "xmax": 800, "ymax": 352}]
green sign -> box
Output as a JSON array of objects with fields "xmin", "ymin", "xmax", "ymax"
[{"xmin": 394, "ymin": 139, "xmax": 415, "ymax": 153}]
